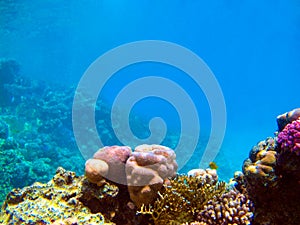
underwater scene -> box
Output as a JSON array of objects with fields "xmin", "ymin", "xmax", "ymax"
[{"xmin": 0, "ymin": 1, "xmax": 300, "ymax": 225}]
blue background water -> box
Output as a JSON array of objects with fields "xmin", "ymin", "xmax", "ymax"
[{"xmin": 0, "ymin": 1, "xmax": 299, "ymax": 180}]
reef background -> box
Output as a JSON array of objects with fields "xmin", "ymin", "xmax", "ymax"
[{"xmin": 0, "ymin": 0, "xmax": 300, "ymax": 206}]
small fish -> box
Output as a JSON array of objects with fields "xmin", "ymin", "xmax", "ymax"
[{"xmin": 209, "ymin": 161, "xmax": 218, "ymax": 170}]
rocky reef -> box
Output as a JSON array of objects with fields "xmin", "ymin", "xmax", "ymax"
[
  {"xmin": 0, "ymin": 58, "xmax": 182, "ymax": 205},
  {"xmin": 237, "ymin": 108, "xmax": 300, "ymax": 225},
  {"xmin": 0, "ymin": 167, "xmax": 113, "ymax": 225},
  {"xmin": 1, "ymin": 59, "xmax": 300, "ymax": 224},
  {"xmin": 2, "ymin": 108, "xmax": 299, "ymax": 225},
  {"xmin": 0, "ymin": 145, "xmax": 254, "ymax": 225}
]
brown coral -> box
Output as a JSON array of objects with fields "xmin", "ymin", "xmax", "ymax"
[
  {"xmin": 126, "ymin": 144, "xmax": 178, "ymax": 207},
  {"xmin": 242, "ymin": 137, "xmax": 277, "ymax": 187},
  {"xmin": 197, "ymin": 189, "xmax": 254, "ymax": 225},
  {"xmin": 277, "ymin": 108, "xmax": 300, "ymax": 131}
]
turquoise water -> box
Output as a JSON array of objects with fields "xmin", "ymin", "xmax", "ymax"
[{"xmin": 0, "ymin": 0, "xmax": 299, "ymax": 202}]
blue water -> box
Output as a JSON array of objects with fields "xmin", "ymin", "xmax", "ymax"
[{"xmin": 0, "ymin": 0, "xmax": 299, "ymax": 185}]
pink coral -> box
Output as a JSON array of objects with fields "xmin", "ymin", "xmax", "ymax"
[
  {"xmin": 85, "ymin": 158, "xmax": 109, "ymax": 185},
  {"xmin": 277, "ymin": 119, "xmax": 300, "ymax": 156},
  {"xmin": 84, "ymin": 144, "xmax": 178, "ymax": 207},
  {"xmin": 86, "ymin": 145, "xmax": 132, "ymax": 185},
  {"xmin": 126, "ymin": 144, "xmax": 178, "ymax": 207}
]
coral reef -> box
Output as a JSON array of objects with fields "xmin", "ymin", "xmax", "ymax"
[
  {"xmin": 1, "ymin": 59, "xmax": 300, "ymax": 224},
  {"xmin": 276, "ymin": 108, "xmax": 300, "ymax": 131},
  {"xmin": 238, "ymin": 108, "xmax": 300, "ymax": 225},
  {"xmin": 90, "ymin": 145, "xmax": 132, "ymax": 184},
  {"xmin": 0, "ymin": 59, "xmax": 20, "ymax": 106},
  {"xmin": 0, "ymin": 164, "xmax": 255, "ymax": 225},
  {"xmin": 0, "ymin": 59, "xmax": 19, "ymax": 86},
  {"xmin": 139, "ymin": 175, "xmax": 228, "ymax": 224},
  {"xmin": 126, "ymin": 144, "xmax": 178, "ymax": 207},
  {"xmin": 197, "ymin": 190, "xmax": 254, "ymax": 225},
  {"xmin": 242, "ymin": 137, "xmax": 277, "ymax": 188},
  {"xmin": 277, "ymin": 119, "xmax": 300, "ymax": 177},
  {"xmin": 187, "ymin": 168, "xmax": 218, "ymax": 185},
  {"xmin": 0, "ymin": 69, "xmax": 86, "ymax": 204},
  {"xmin": 85, "ymin": 144, "xmax": 178, "ymax": 208},
  {"xmin": 0, "ymin": 167, "xmax": 114, "ymax": 225},
  {"xmin": 0, "ymin": 59, "xmax": 181, "ymax": 206},
  {"xmin": 85, "ymin": 158, "xmax": 109, "ymax": 185},
  {"xmin": 277, "ymin": 119, "xmax": 300, "ymax": 155},
  {"xmin": 0, "ymin": 119, "xmax": 9, "ymax": 139}
]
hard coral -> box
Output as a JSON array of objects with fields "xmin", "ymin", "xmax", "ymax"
[
  {"xmin": 139, "ymin": 175, "xmax": 227, "ymax": 225},
  {"xmin": 0, "ymin": 167, "xmax": 114, "ymax": 225},
  {"xmin": 277, "ymin": 118, "xmax": 300, "ymax": 177},
  {"xmin": 85, "ymin": 158, "xmax": 109, "ymax": 185},
  {"xmin": 242, "ymin": 137, "xmax": 277, "ymax": 187},
  {"xmin": 277, "ymin": 119, "xmax": 300, "ymax": 156},
  {"xmin": 126, "ymin": 144, "xmax": 177, "ymax": 207},
  {"xmin": 276, "ymin": 108, "xmax": 300, "ymax": 131},
  {"xmin": 86, "ymin": 145, "xmax": 132, "ymax": 185},
  {"xmin": 239, "ymin": 111, "xmax": 300, "ymax": 225},
  {"xmin": 187, "ymin": 168, "xmax": 218, "ymax": 185},
  {"xmin": 84, "ymin": 144, "xmax": 178, "ymax": 208},
  {"xmin": 197, "ymin": 189, "xmax": 254, "ymax": 225}
]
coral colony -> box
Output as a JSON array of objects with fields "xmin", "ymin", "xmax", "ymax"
[{"xmin": 0, "ymin": 59, "xmax": 300, "ymax": 224}]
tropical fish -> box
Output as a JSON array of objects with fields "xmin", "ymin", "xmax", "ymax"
[{"xmin": 209, "ymin": 161, "xmax": 218, "ymax": 170}]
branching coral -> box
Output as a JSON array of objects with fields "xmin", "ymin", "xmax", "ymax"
[{"xmin": 139, "ymin": 175, "xmax": 227, "ymax": 225}]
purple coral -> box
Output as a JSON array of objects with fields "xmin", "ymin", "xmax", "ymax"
[{"xmin": 277, "ymin": 119, "xmax": 300, "ymax": 156}]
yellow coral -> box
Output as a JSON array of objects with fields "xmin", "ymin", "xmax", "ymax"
[
  {"xmin": 0, "ymin": 167, "xmax": 115, "ymax": 225},
  {"xmin": 139, "ymin": 175, "xmax": 227, "ymax": 225},
  {"xmin": 245, "ymin": 165, "xmax": 258, "ymax": 174}
]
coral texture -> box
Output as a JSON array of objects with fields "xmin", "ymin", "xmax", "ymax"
[
  {"xmin": 187, "ymin": 168, "xmax": 218, "ymax": 185},
  {"xmin": 277, "ymin": 119, "xmax": 300, "ymax": 156},
  {"xmin": 0, "ymin": 167, "xmax": 114, "ymax": 225},
  {"xmin": 197, "ymin": 190, "xmax": 254, "ymax": 225},
  {"xmin": 239, "ymin": 109, "xmax": 300, "ymax": 225},
  {"xmin": 126, "ymin": 144, "xmax": 178, "ymax": 207},
  {"xmin": 242, "ymin": 137, "xmax": 277, "ymax": 187},
  {"xmin": 139, "ymin": 175, "xmax": 227, "ymax": 224},
  {"xmin": 86, "ymin": 145, "xmax": 132, "ymax": 185},
  {"xmin": 85, "ymin": 158, "xmax": 109, "ymax": 185},
  {"xmin": 276, "ymin": 119, "xmax": 300, "ymax": 178},
  {"xmin": 276, "ymin": 108, "xmax": 300, "ymax": 131},
  {"xmin": 84, "ymin": 144, "xmax": 178, "ymax": 207}
]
